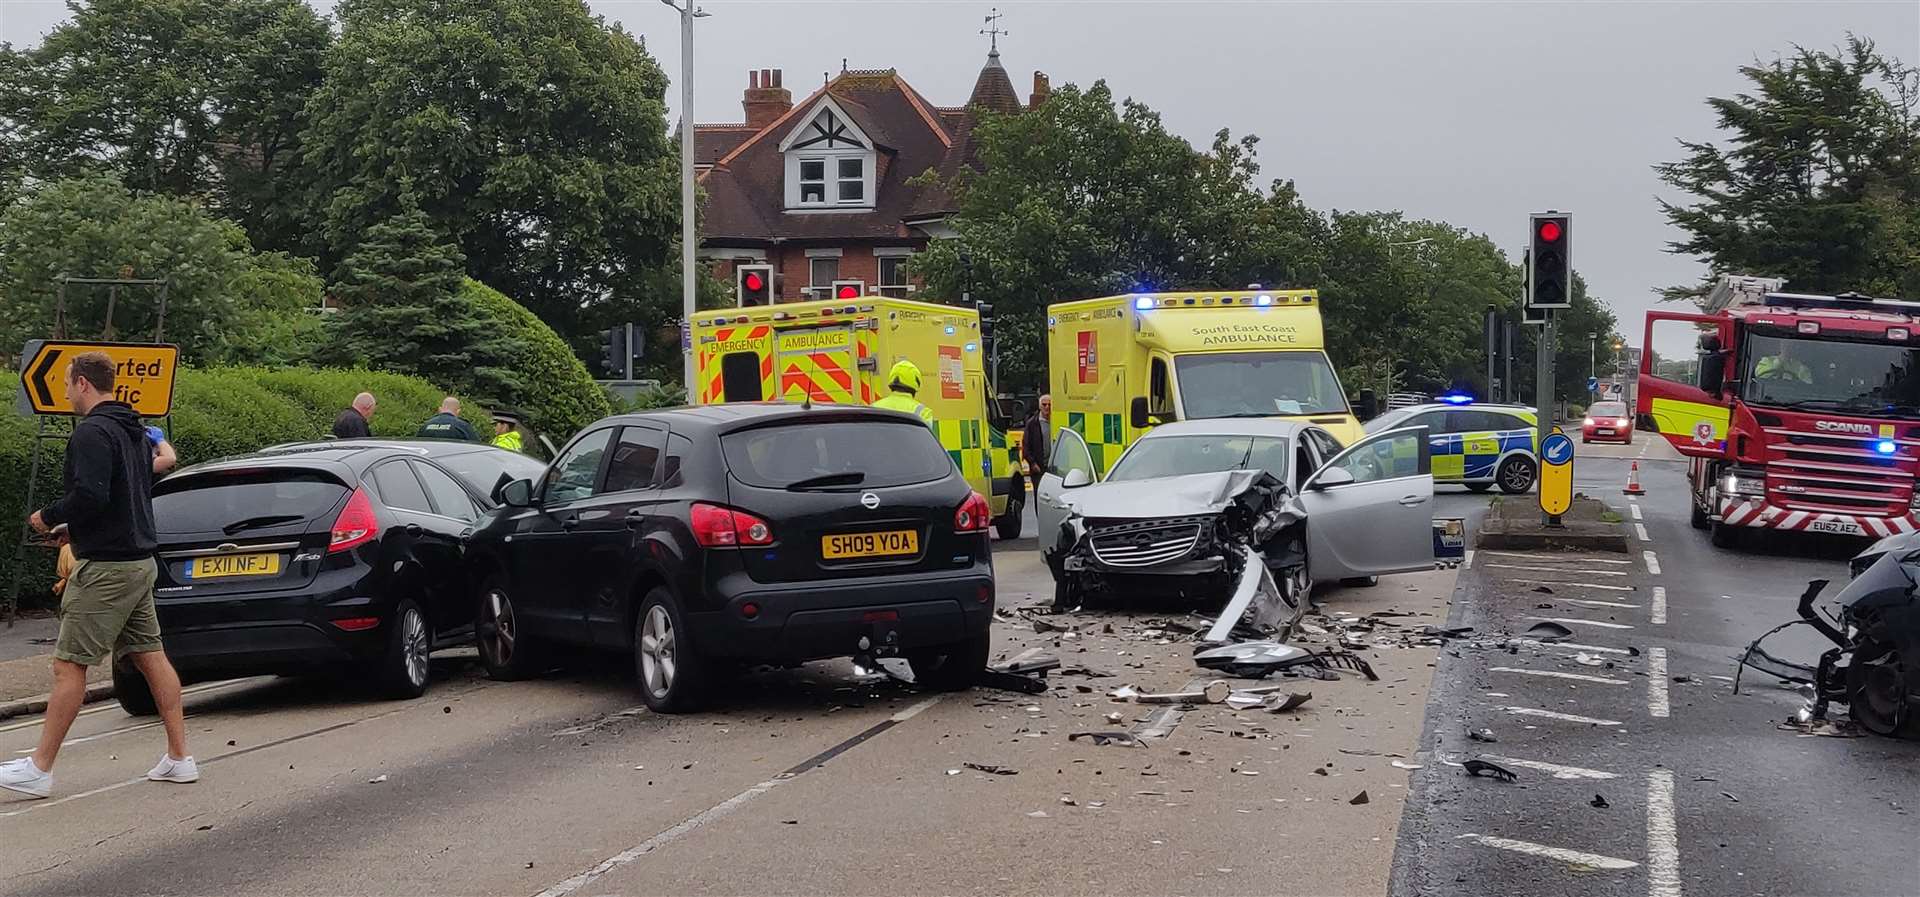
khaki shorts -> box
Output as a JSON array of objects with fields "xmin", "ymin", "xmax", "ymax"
[{"xmin": 56, "ymin": 558, "xmax": 163, "ymax": 666}]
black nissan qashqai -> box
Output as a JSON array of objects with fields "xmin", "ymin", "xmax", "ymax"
[{"xmin": 463, "ymin": 403, "xmax": 996, "ymax": 712}]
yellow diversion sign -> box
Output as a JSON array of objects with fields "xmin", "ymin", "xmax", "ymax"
[
  {"xmin": 1539, "ymin": 428, "xmax": 1575, "ymax": 517},
  {"xmin": 19, "ymin": 340, "xmax": 179, "ymax": 416}
]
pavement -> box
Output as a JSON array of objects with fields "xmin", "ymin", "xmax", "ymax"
[
  {"xmin": 0, "ymin": 526, "xmax": 1459, "ymax": 895},
  {"xmin": 1393, "ymin": 429, "xmax": 1920, "ymax": 897}
]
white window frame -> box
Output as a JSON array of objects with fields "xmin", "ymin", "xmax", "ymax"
[
  {"xmin": 876, "ymin": 254, "xmax": 912, "ymax": 298},
  {"xmin": 780, "ymin": 98, "xmax": 876, "ymax": 210},
  {"xmin": 808, "ymin": 256, "xmax": 841, "ymax": 299}
]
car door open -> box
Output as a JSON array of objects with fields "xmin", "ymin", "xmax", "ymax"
[
  {"xmin": 1036, "ymin": 428, "xmax": 1096, "ymax": 556},
  {"xmin": 1300, "ymin": 426, "xmax": 1434, "ymax": 582}
]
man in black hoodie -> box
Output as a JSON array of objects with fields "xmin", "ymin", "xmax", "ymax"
[{"xmin": 0, "ymin": 352, "xmax": 195, "ymax": 800}]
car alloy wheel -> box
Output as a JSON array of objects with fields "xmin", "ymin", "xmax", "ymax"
[
  {"xmin": 639, "ymin": 605, "xmax": 678, "ymax": 700},
  {"xmin": 1499, "ymin": 457, "xmax": 1536, "ymax": 494},
  {"xmin": 402, "ymin": 605, "xmax": 430, "ymax": 689},
  {"xmin": 484, "ymin": 588, "xmax": 516, "ymax": 669}
]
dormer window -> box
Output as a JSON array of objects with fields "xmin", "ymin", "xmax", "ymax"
[{"xmin": 779, "ymin": 100, "xmax": 875, "ymax": 210}]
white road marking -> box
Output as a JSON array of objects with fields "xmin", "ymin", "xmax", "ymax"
[
  {"xmin": 1630, "ymin": 504, "xmax": 1643, "ymax": 520},
  {"xmin": 15, "ymin": 719, "xmax": 162, "ymax": 754},
  {"xmin": 534, "ymin": 696, "xmax": 943, "ymax": 897},
  {"xmin": 1648, "ymin": 648, "xmax": 1670, "ymax": 718},
  {"xmin": 1490, "ymin": 666, "xmax": 1629, "ymax": 685},
  {"xmin": 1511, "ymin": 578, "xmax": 1638, "ymax": 592},
  {"xmin": 1526, "ymin": 615, "xmax": 1635, "ymax": 630},
  {"xmin": 1454, "ymin": 834, "xmax": 1640, "ymax": 870},
  {"xmin": 1482, "ymin": 755, "xmax": 1619, "ymax": 780},
  {"xmin": 1479, "ymin": 552, "xmax": 1633, "ymax": 565},
  {"xmin": 1635, "ymin": 523, "xmax": 1651, "ymax": 542},
  {"xmin": 1651, "ymin": 586, "xmax": 1668, "ymax": 624},
  {"xmin": 1462, "ymin": 550, "xmax": 1474, "ymax": 570},
  {"xmin": 1510, "ymin": 639, "xmax": 1635, "ymax": 655},
  {"xmin": 1503, "ymin": 706, "xmax": 1624, "ymax": 726},
  {"xmin": 1487, "ymin": 564, "xmax": 1630, "ymax": 577},
  {"xmin": 1562, "ymin": 598, "xmax": 1640, "ymax": 609},
  {"xmin": 0, "ymin": 677, "xmax": 259, "ymax": 735},
  {"xmin": 1643, "ymin": 550, "xmax": 1662, "ymax": 575},
  {"xmin": 1648, "ymin": 770, "xmax": 1682, "ymax": 897}
]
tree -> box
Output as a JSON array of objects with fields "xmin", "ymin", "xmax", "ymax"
[
  {"xmin": 912, "ymin": 82, "xmax": 1320, "ymax": 390},
  {"xmin": 300, "ymin": 0, "xmax": 682, "ymax": 345},
  {"xmin": 324, "ymin": 198, "xmax": 523, "ymax": 406},
  {"xmin": 0, "ymin": 174, "xmax": 325, "ymax": 364},
  {"xmin": 0, "ymin": 0, "xmax": 333, "ymax": 253},
  {"xmin": 1657, "ymin": 37, "xmax": 1920, "ymax": 300}
]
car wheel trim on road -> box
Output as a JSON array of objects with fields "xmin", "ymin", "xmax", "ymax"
[{"xmin": 640, "ymin": 605, "xmax": 677, "ymax": 700}]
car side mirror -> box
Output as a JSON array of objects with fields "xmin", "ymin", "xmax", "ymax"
[
  {"xmin": 1310, "ymin": 467, "xmax": 1355, "ymax": 490},
  {"xmin": 500, "ymin": 477, "xmax": 536, "ymax": 508},
  {"xmin": 1062, "ymin": 468, "xmax": 1093, "ymax": 489},
  {"xmin": 1130, "ymin": 397, "xmax": 1151, "ymax": 430},
  {"xmin": 1356, "ymin": 389, "xmax": 1378, "ymax": 421}
]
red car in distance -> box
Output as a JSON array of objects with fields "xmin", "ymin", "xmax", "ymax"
[{"xmin": 1582, "ymin": 400, "xmax": 1634, "ymax": 444}]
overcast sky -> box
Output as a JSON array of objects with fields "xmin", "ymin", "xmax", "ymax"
[{"xmin": 4, "ymin": 0, "xmax": 1917, "ymax": 357}]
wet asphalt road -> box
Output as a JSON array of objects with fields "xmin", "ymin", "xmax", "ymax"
[{"xmin": 1396, "ymin": 432, "xmax": 1920, "ymax": 897}]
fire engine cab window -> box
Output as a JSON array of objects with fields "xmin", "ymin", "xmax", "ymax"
[
  {"xmin": 1742, "ymin": 334, "xmax": 1920, "ymax": 413},
  {"xmin": 720, "ymin": 352, "xmax": 763, "ymax": 402},
  {"xmin": 1175, "ymin": 351, "xmax": 1349, "ymax": 418}
]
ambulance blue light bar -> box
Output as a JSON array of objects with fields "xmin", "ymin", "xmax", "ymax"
[
  {"xmin": 1135, "ymin": 296, "xmax": 1155, "ymax": 310},
  {"xmin": 1439, "ymin": 393, "xmax": 1475, "ymax": 405},
  {"xmin": 1255, "ymin": 294, "xmax": 1273, "ymax": 306}
]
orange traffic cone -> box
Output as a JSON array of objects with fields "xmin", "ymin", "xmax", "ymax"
[{"xmin": 1624, "ymin": 461, "xmax": 1646, "ymax": 496}]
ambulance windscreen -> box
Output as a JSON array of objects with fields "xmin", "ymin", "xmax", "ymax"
[{"xmin": 1174, "ymin": 351, "xmax": 1350, "ymax": 419}]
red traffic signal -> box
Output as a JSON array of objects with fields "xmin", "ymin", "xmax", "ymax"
[
  {"xmin": 830, "ymin": 280, "xmax": 866, "ymax": 300},
  {"xmin": 743, "ymin": 271, "xmax": 765, "ymax": 292},
  {"xmin": 1538, "ymin": 220, "xmax": 1562, "ymax": 243},
  {"xmin": 836, "ymin": 285, "xmax": 858, "ymax": 299}
]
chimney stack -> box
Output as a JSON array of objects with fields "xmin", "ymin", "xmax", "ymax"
[
  {"xmin": 743, "ymin": 67, "xmax": 792, "ymax": 129},
  {"xmin": 1029, "ymin": 71, "xmax": 1051, "ymax": 108}
]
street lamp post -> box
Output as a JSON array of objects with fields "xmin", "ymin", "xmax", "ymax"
[
  {"xmin": 1588, "ymin": 332, "xmax": 1597, "ymax": 380},
  {"xmin": 662, "ymin": 0, "xmax": 710, "ymax": 403}
]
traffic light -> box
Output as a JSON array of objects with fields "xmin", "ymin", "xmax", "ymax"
[
  {"xmin": 737, "ymin": 264, "xmax": 775, "ymax": 307},
  {"xmin": 1527, "ymin": 212, "xmax": 1572, "ymax": 310},
  {"xmin": 831, "ymin": 280, "xmax": 865, "ymax": 300},
  {"xmin": 977, "ymin": 301, "xmax": 996, "ymax": 350},
  {"xmin": 599, "ymin": 324, "xmax": 630, "ymax": 379}
]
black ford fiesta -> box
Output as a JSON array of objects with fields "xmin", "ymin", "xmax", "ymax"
[
  {"xmin": 464, "ymin": 403, "xmax": 997, "ymax": 712},
  {"xmin": 119, "ymin": 441, "xmax": 544, "ymax": 713}
]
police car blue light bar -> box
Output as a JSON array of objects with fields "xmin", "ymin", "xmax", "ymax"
[{"xmin": 1439, "ymin": 393, "xmax": 1475, "ymax": 405}]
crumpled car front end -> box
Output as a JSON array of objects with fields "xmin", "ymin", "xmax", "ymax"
[{"xmin": 1048, "ymin": 471, "xmax": 1307, "ymax": 636}]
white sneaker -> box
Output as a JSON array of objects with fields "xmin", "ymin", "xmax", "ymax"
[
  {"xmin": 147, "ymin": 755, "xmax": 199, "ymax": 784},
  {"xmin": 0, "ymin": 757, "xmax": 51, "ymax": 799}
]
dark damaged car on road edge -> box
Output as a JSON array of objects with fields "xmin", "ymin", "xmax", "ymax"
[{"xmin": 462, "ymin": 403, "xmax": 997, "ymax": 712}]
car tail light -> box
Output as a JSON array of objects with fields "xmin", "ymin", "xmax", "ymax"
[
  {"xmin": 691, "ymin": 502, "xmax": 774, "ymax": 547},
  {"xmin": 955, "ymin": 492, "xmax": 991, "ymax": 533},
  {"xmin": 331, "ymin": 617, "xmax": 380, "ymax": 631},
  {"xmin": 329, "ymin": 488, "xmax": 379, "ymax": 553}
]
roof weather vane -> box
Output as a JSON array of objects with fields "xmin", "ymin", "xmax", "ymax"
[{"xmin": 981, "ymin": 8, "xmax": 1007, "ymax": 54}]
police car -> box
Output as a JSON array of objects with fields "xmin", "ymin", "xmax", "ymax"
[{"xmin": 1363, "ymin": 398, "xmax": 1539, "ymax": 494}]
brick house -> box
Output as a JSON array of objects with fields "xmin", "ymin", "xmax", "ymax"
[{"xmin": 694, "ymin": 50, "xmax": 1048, "ymax": 302}]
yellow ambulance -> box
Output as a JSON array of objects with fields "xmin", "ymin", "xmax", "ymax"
[
  {"xmin": 1045, "ymin": 289, "xmax": 1367, "ymax": 476},
  {"xmin": 690, "ymin": 295, "xmax": 1027, "ymax": 538}
]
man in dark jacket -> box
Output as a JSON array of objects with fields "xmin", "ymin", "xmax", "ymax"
[
  {"xmin": 3, "ymin": 352, "xmax": 195, "ymax": 799},
  {"xmin": 332, "ymin": 392, "xmax": 375, "ymax": 439},
  {"xmin": 417, "ymin": 396, "xmax": 480, "ymax": 441},
  {"xmin": 1023, "ymin": 394, "xmax": 1052, "ymax": 497}
]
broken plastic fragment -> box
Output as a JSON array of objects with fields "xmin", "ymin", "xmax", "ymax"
[
  {"xmin": 1350, "ymin": 790, "xmax": 1370, "ymax": 805},
  {"xmin": 1590, "ymin": 793, "xmax": 1610, "ymax": 808},
  {"xmin": 1469, "ymin": 728, "xmax": 1497, "ymax": 743},
  {"xmin": 1068, "ymin": 731, "xmax": 1146, "ymax": 748},
  {"xmin": 1523, "ymin": 621, "xmax": 1575, "ymax": 642},
  {"xmin": 1462, "ymin": 759, "xmax": 1518, "ymax": 782},
  {"xmin": 964, "ymin": 762, "xmax": 1018, "ymax": 775},
  {"xmin": 1264, "ymin": 692, "xmax": 1313, "ymax": 713}
]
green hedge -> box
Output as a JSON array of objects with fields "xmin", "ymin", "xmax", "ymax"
[
  {"xmin": 1, "ymin": 365, "xmax": 496, "ymax": 609},
  {"xmin": 461, "ymin": 280, "xmax": 612, "ymax": 438}
]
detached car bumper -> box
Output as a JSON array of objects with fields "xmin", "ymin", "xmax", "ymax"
[{"xmin": 693, "ymin": 566, "xmax": 995, "ymax": 662}]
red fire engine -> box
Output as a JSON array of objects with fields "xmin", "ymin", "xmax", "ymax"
[{"xmin": 1639, "ymin": 275, "xmax": 1920, "ymax": 547}]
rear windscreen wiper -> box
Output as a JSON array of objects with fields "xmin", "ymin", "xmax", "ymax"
[
  {"xmin": 784, "ymin": 472, "xmax": 866, "ymax": 491},
  {"xmin": 222, "ymin": 514, "xmax": 305, "ymax": 535}
]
